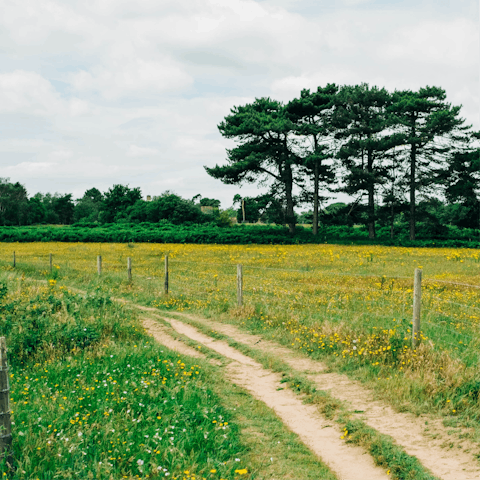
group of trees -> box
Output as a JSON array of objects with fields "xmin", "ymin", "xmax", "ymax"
[
  {"xmin": 0, "ymin": 179, "xmax": 76, "ymax": 226},
  {"xmin": 3, "ymin": 82, "xmax": 479, "ymax": 240},
  {"xmin": 206, "ymin": 83, "xmax": 479, "ymax": 240},
  {"xmin": 0, "ymin": 180, "xmax": 224, "ymax": 226}
]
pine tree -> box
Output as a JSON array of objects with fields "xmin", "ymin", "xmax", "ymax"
[
  {"xmin": 334, "ymin": 84, "xmax": 401, "ymax": 239},
  {"xmin": 441, "ymin": 131, "xmax": 480, "ymax": 229},
  {"xmin": 205, "ymin": 97, "xmax": 301, "ymax": 233},
  {"xmin": 286, "ymin": 84, "xmax": 338, "ymax": 235},
  {"xmin": 389, "ymin": 86, "xmax": 470, "ymax": 240}
]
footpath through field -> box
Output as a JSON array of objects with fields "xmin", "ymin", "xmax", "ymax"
[
  {"xmin": 141, "ymin": 311, "xmax": 389, "ymax": 480},
  {"xmin": 135, "ymin": 305, "xmax": 480, "ymax": 480}
]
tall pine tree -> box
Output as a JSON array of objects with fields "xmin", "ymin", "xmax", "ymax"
[
  {"xmin": 286, "ymin": 84, "xmax": 338, "ymax": 235},
  {"xmin": 334, "ymin": 84, "xmax": 401, "ymax": 239},
  {"xmin": 389, "ymin": 86, "xmax": 470, "ymax": 240},
  {"xmin": 205, "ymin": 97, "xmax": 301, "ymax": 233}
]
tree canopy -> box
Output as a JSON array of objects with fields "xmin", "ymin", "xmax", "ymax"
[{"xmin": 206, "ymin": 82, "xmax": 477, "ymax": 238}]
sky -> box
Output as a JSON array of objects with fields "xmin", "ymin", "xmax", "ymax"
[{"xmin": 1, "ymin": 0, "xmax": 478, "ymax": 209}]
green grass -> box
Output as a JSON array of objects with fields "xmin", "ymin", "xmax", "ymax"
[
  {"xmin": 5, "ymin": 242, "xmax": 480, "ymax": 469},
  {"xmin": 7, "ymin": 253, "xmax": 480, "ymax": 449},
  {"xmin": 0, "ymin": 279, "xmax": 246, "ymax": 479},
  {"xmin": 0, "ymin": 274, "xmax": 339, "ymax": 480}
]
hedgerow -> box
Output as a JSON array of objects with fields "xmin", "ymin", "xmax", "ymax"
[{"xmin": 0, "ymin": 222, "xmax": 479, "ymax": 248}]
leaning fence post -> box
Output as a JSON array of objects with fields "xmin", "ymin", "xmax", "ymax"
[
  {"xmin": 237, "ymin": 264, "xmax": 243, "ymax": 307},
  {"xmin": 12, "ymin": 252, "xmax": 15, "ymax": 269},
  {"xmin": 412, "ymin": 268, "xmax": 422, "ymax": 348},
  {"xmin": 97, "ymin": 255, "xmax": 102, "ymax": 276},
  {"xmin": 0, "ymin": 337, "xmax": 12, "ymax": 467},
  {"xmin": 164, "ymin": 255, "xmax": 169, "ymax": 295},
  {"xmin": 127, "ymin": 257, "xmax": 132, "ymax": 282},
  {"xmin": 49, "ymin": 253, "xmax": 53, "ymax": 273}
]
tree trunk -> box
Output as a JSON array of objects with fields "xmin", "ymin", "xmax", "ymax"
[
  {"xmin": 284, "ymin": 162, "xmax": 296, "ymax": 234},
  {"xmin": 390, "ymin": 202, "xmax": 394, "ymax": 239},
  {"xmin": 367, "ymin": 149, "xmax": 376, "ymax": 239},
  {"xmin": 313, "ymin": 160, "xmax": 319, "ymax": 235},
  {"xmin": 477, "ymin": 200, "xmax": 480, "ymax": 232},
  {"xmin": 409, "ymin": 140, "xmax": 417, "ymax": 241}
]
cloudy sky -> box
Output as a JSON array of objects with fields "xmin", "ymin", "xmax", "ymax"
[{"xmin": 1, "ymin": 0, "xmax": 478, "ymax": 208}]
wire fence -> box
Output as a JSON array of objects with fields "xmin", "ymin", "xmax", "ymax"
[{"xmin": 3, "ymin": 250, "xmax": 480, "ymax": 364}]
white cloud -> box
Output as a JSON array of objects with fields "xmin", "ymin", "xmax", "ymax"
[
  {"xmin": 342, "ymin": 0, "xmax": 373, "ymax": 5},
  {"xmin": 70, "ymin": 58, "xmax": 193, "ymax": 99},
  {"xmin": 68, "ymin": 98, "xmax": 91, "ymax": 116},
  {"xmin": 0, "ymin": 0, "xmax": 477, "ymax": 207},
  {"xmin": 378, "ymin": 18, "xmax": 478, "ymax": 68},
  {"xmin": 126, "ymin": 145, "xmax": 159, "ymax": 157},
  {"xmin": 50, "ymin": 150, "xmax": 73, "ymax": 160},
  {"xmin": 271, "ymin": 66, "xmax": 362, "ymax": 100},
  {"xmin": 0, "ymin": 70, "xmax": 62, "ymax": 115},
  {"xmin": 5, "ymin": 161, "xmax": 57, "ymax": 175}
]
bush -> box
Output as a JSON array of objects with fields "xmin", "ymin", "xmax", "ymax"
[{"xmin": 1, "ymin": 222, "xmax": 480, "ymax": 248}]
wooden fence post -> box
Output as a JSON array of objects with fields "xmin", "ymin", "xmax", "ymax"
[
  {"xmin": 237, "ymin": 264, "xmax": 243, "ymax": 307},
  {"xmin": 0, "ymin": 337, "xmax": 12, "ymax": 467},
  {"xmin": 97, "ymin": 255, "xmax": 102, "ymax": 276},
  {"xmin": 12, "ymin": 252, "xmax": 15, "ymax": 268},
  {"xmin": 412, "ymin": 268, "xmax": 422, "ymax": 348},
  {"xmin": 127, "ymin": 257, "xmax": 132, "ymax": 282},
  {"xmin": 164, "ymin": 255, "xmax": 169, "ymax": 295},
  {"xmin": 49, "ymin": 253, "xmax": 53, "ymax": 273}
]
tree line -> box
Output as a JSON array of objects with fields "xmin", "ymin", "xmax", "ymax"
[
  {"xmin": 206, "ymin": 83, "xmax": 480, "ymax": 240},
  {"xmin": 0, "ymin": 181, "xmax": 225, "ymax": 226}
]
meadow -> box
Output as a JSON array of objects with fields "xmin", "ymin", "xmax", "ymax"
[{"xmin": 2, "ymin": 242, "xmax": 480, "ymax": 476}]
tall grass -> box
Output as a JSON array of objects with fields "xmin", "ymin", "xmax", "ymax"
[{"xmin": 0, "ymin": 277, "xmax": 250, "ymax": 479}]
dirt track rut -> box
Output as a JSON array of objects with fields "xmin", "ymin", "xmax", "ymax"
[{"xmin": 142, "ymin": 314, "xmax": 389, "ymax": 480}]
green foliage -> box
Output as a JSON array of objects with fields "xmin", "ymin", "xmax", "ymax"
[
  {"xmin": 127, "ymin": 192, "xmax": 212, "ymax": 224},
  {"xmin": 2, "ymin": 222, "xmax": 480, "ymax": 247},
  {"xmin": 29, "ymin": 192, "xmax": 75, "ymax": 225},
  {"xmin": 102, "ymin": 184, "xmax": 142, "ymax": 223},
  {"xmin": 441, "ymin": 148, "xmax": 480, "ymax": 228},
  {"xmin": 74, "ymin": 188, "xmax": 104, "ymax": 223},
  {"xmin": 206, "ymin": 97, "xmax": 299, "ymax": 232},
  {"xmin": 389, "ymin": 86, "xmax": 471, "ymax": 240},
  {"xmin": 0, "ymin": 288, "xmax": 139, "ymax": 366},
  {"xmin": 335, "ymin": 83, "xmax": 402, "ymax": 239},
  {"xmin": 0, "ymin": 282, "xmax": 7, "ymax": 300},
  {"xmin": 0, "ymin": 281, "xmax": 248, "ymax": 478},
  {"xmin": 199, "ymin": 197, "xmax": 221, "ymax": 208},
  {"xmin": 0, "ymin": 178, "xmax": 29, "ymax": 226},
  {"xmin": 341, "ymin": 419, "xmax": 437, "ymax": 480},
  {"xmin": 26, "ymin": 196, "xmax": 47, "ymax": 224}
]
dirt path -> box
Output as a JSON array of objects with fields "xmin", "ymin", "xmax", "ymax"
[
  {"xmin": 150, "ymin": 310, "xmax": 480, "ymax": 480},
  {"xmin": 159, "ymin": 317, "xmax": 390, "ymax": 480},
  {"xmin": 142, "ymin": 317, "xmax": 205, "ymax": 358}
]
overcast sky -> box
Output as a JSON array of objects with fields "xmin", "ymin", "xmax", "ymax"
[{"xmin": 1, "ymin": 0, "xmax": 478, "ymax": 208}]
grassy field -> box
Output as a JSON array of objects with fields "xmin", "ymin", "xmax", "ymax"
[
  {"xmin": 2, "ymin": 242, "xmax": 480, "ymax": 475},
  {"xmin": 0, "ymin": 274, "xmax": 339, "ymax": 479}
]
